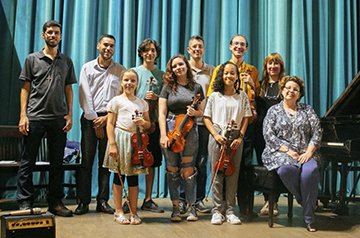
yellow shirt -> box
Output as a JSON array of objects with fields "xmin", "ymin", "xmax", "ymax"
[{"xmin": 207, "ymin": 59, "xmax": 260, "ymax": 97}]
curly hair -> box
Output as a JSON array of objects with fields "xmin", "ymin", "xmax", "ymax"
[
  {"xmin": 279, "ymin": 76, "xmax": 305, "ymax": 102},
  {"xmin": 163, "ymin": 54, "xmax": 195, "ymax": 94},
  {"xmin": 260, "ymin": 53, "xmax": 285, "ymax": 97},
  {"xmin": 212, "ymin": 61, "xmax": 240, "ymax": 95},
  {"xmin": 137, "ymin": 38, "xmax": 161, "ymax": 64}
]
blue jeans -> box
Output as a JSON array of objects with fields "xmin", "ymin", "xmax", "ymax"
[
  {"xmin": 17, "ymin": 118, "xmax": 66, "ymax": 206},
  {"xmin": 163, "ymin": 118, "xmax": 198, "ymax": 204},
  {"xmin": 179, "ymin": 125, "xmax": 209, "ymax": 203}
]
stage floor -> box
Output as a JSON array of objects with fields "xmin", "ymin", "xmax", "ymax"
[{"xmin": 1, "ymin": 196, "xmax": 360, "ymax": 238}]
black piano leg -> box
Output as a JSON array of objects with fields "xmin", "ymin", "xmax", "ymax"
[{"xmin": 332, "ymin": 162, "xmax": 349, "ymax": 215}]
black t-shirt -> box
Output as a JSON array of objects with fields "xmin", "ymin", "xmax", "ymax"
[
  {"xmin": 159, "ymin": 83, "xmax": 204, "ymax": 118},
  {"xmin": 19, "ymin": 50, "xmax": 77, "ymax": 120}
]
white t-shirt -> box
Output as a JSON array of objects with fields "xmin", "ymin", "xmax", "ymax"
[
  {"xmin": 204, "ymin": 91, "xmax": 252, "ymax": 134},
  {"xmin": 106, "ymin": 95, "xmax": 149, "ymax": 133}
]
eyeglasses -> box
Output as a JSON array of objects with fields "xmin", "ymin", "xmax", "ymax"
[
  {"xmin": 231, "ymin": 42, "xmax": 247, "ymax": 47},
  {"xmin": 284, "ymin": 86, "xmax": 300, "ymax": 93}
]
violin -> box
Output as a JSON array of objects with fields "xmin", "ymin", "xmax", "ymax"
[
  {"xmin": 240, "ymin": 69, "xmax": 257, "ymax": 124},
  {"xmin": 167, "ymin": 94, "xmax": 201, "ymax": 153},
  {"xmin": 213, "ymin": 120, "xmax": 236, "ymax": 177},
  {"xmin": 145, "ymin": 76, "xmax": 157, "ymax": 134},
  {"xmin": 131, "ymin": 110, "xmax": 154, "ymax": 169}
]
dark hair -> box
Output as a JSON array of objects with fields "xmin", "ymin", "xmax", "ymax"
[
  {"xmin": 260, "ymin": 53, "xmax": 285, "ymax": 96},
  {"xmin": 212, "ymin": 61, "xmax": 240, "ymax": 95},
  {"xmin": 279, "ymin": 76, "xmax": 305, "ymax": 102},
  {"xmin": 163, "ymin": 54, "xmax": 195, "ymax": 94},
  {"xmin": 99, "ymin": 34, "xmax": 116, "ymax": 43},
  {"xmin": 43, "ymin": 20, "xmax": 62, "ymax": 33},
  {"xmin": 137, "ymin": 38, "xmax": 161, "ymax": 63},
  {"xmin": 229, "ymin": 34, "xmax": 248, "ymax": 48},
  {"xmin": 188, "ymin": 35, "xmax": 204, "ymax": 46},
  {"xmin": 119, "ymin": 69, "xmax": 139, "ymax": 96}
]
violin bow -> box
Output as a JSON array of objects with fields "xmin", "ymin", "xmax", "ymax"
[
  {"xmin": 205, "ymin": 145, "xmax": 225, "ymax": 202},
  {"xmin": 114, "ymin": 158, "xmax": 133, "ymax": 216}
]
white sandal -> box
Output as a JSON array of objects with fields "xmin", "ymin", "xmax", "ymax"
[
  {"xmin": 130, "ymin": 214, "xmax": 142, "ymax": 225},
  {"xmin": 114, "ymin": 213, "xmax": 130, "ymax": 224}
]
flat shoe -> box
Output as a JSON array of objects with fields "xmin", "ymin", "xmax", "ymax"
[
  {"xmin": 114, "ymin": 213, "xmax": 130, "ymax": 224},
  {"xmin": 130, "ymin": 214, "xmax": 142, "ymax": 225},
  {"xmin": 306, "ymin": 223, "xmax": 317, "ymax": 232}
]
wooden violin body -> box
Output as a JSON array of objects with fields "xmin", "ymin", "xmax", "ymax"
[
  {"xmin": 167, "ymin": 114, "xmax": 193, "ymax": 153},
  {"xmin": 214, "ymin": 145, "xmax": 235, "ymax": 177},
  {"xmin": 240, "ymin": 69, "xmax": 257, "ymax": 124},
  {"xmin": 131, "ymin": 111, "xmax": 154, "ymax": 169},
  {"xmin": 167, "ymin": 94, "xmax": 200, "ymax": 153},
  {"xmin": 213, "ymin": 120, "xmax": 236, "ymax": 177}
]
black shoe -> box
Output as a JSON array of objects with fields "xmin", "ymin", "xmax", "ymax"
[
  {"xmin": 306, "ymin": 223, "xmax": 317, "ymax": 232},
  {"xmin": 74, "ymin": 202, "xmax": 89, "ymax": 215},
  {"xmin": 96, "ymin": 201, "xmax": 115, "ymax": 214},
  {"xmin": 141, "ymin": 199, "xmax": 164, "ymax": 213},
  {"xmin": 19, "ymin": 201, "xmax": 32, "ymax": 210},
  {"xmin": 195, "ymin": 201, "xmax": 211, "ymax": 213},
  {"xmin": 122, "ymin": 201, "xmax": 130, "ymax": 214},
  {"xmin": 48, "ymin": 201, "xmax": 73, "ymax": 217},
  {"xmin": 178, "ymin": 201, "xmax": 187, "ymax": 214}
]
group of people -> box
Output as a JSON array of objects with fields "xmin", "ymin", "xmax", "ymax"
[{"xmin": 17, "ymin": 20, "xmax": 322, "ymax": 232}]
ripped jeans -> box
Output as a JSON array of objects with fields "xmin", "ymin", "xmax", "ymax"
[{"xmin": 163, "ymin": 118, "xmax": 198, "ymax": 204}]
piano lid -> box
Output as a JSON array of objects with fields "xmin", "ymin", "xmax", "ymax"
[{"xmin": 325, "ymin": 71, "xmax": 360, "ymax": 117}]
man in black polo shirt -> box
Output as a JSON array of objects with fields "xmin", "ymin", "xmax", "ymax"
[{"xmin": 17, "ymin": 20, "xmax": 77, "ymax": 217}]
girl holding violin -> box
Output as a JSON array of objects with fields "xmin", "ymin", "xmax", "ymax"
[
  {"xmin": 158, "ymin": 54, "xmax": 205, "ymax": 222},
  {"xmin": 203, "ymin": 61, "xmax": 252, "ymax": 225},
  {"xmin": 103, "ymin": 69, "xmax": 151, "ymax": 225}
]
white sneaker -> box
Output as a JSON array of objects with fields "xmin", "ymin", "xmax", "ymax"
[
  {"xmin": 211, "ymin": 212, "xmax": 225, "ymax": 225},
  {"xmin": 226, "ymin": 214, "xmax": 242, "ymax": 225},
  {"xmin": 186, "ymin": 204, "xmax": 198, "ymax": 221}
]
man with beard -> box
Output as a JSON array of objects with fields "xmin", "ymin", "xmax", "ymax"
[
  {"xmin": 17, "ymin": 20, "xmax": 77, "ymax": 217},
  {"xmin": 75, "ymin": 34, "xmax": 125, "ymax": 215}
]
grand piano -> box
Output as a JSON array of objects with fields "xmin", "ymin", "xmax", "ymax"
[{"xmin": 320, "ymin": 71, "xmax": 360, "ymax": 215}]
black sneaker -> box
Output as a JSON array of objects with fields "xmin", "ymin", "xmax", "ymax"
[
  {"xmin": 122, "ymin": 201, "xmax": 130, "ymax": 214},
  {"xmin": 141, "ymin": 199, "xmax": 164, "ymax": 213},
  {"xmin": 171, "ymin": 205, "xmax": 181, "ymax": 222},
  {"xmin": 195, "ymin": 201, "xmax": 211, "ymax": 213},
  {"xmin": 178, "ymin": 200, "xmax": 187, "ymax": 214},
  {"xmin": 48, "ymin": 201, "xmax": 73, "ymax": 217}
]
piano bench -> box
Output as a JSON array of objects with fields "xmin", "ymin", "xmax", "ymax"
[{"xmin": 248, "ymin": 165, "xmax": 293, "ymax": 227}]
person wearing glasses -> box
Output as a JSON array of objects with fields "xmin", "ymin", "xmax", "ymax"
[
  {"xmin": 254, "ymin": 53, "xmax": 285, "ymax": 216},
  {"xmin": 208, "ymin": 34, "xmax": 259, "ymax": 218},
  {"xmin": 262, "ymin": 76, "xmax": 322, "ymax": 232}
]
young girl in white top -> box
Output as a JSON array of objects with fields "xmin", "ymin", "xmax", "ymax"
[
  {"xmin": 103, "ymin": 69, "xmax": 151, "ymax": 225},
  {"xmin": 204, "ymin": 61, "xmax": 252, "ymax": 225}
]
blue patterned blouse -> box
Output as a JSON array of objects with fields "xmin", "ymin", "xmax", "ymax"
[{"xmin": 262, "ymin": 101, "xmax": 322, "ymax": 170}]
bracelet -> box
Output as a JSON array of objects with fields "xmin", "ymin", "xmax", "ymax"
[{"xmin": 238, "ymin": 133, "xmax": 244, "ymax": 139}]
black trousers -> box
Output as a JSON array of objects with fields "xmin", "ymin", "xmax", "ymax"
[
  {"xmin": 237, "ymin": 122, "xmax": 255, "ymax": 214},
  {"xmin": 77, "ymin": 113, "xmax": 110, "ymax": 204},
  {"xmin": 17, "ymin": 118, "xmax": 66, "ymax": 206}
]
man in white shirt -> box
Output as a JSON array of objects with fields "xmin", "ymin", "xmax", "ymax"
[{"xmin": 76, "ymin": 34, "xmax": 125, "ymax": 215}]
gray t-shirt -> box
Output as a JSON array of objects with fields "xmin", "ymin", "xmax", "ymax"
[
  {"xmin": 19, "ymin": 50, "xmax": 77, "ymax": 120},
  {"xmin": 159, "ymin": 83, "xmax": 204, "ymax": 118}
]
